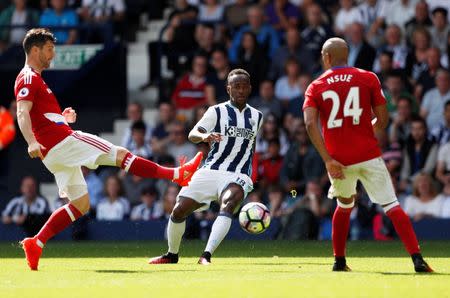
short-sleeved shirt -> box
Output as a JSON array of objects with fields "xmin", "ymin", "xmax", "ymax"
[
  {"xmin": 82, "ymin": 0, "xmax": 124, "ymax": 18},
  {"xmin": 437, "ymin": 143, "xmax": 450, "ymax": 172},
  {"xmin": 39, "ymin": 8, "xmax": 78, "ymax": 44},
  {"xmin": 303, "ymin": 66, "xmax": 385, "ymax": 166},
  {"xmin": 421, "ymin": 88, "xmax": 450, "ymax": 129},
  {"xmin": 14, "ymin": 66, "xmax": 72, "ymax": 156},
  {"xmin": 195, "ymin": 101, "xmax": 263, "ymax": 175}
]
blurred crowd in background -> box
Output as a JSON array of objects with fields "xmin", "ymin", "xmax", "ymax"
[{"xmin": 1, "ymin": 0, "xmax": 450, "ymax": 241}]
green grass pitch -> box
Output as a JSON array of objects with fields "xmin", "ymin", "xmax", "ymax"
[{"xmin": 0, "ymin": 240, "xmax": 449, "ymax": 298}]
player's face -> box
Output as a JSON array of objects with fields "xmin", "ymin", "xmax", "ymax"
[
  {"xmin": 38, "ymin": 41, "xmax": 55, "ymax": 69},
  {"xmin": 227, "ymin": 74, "xmax": 251, "ymax": 107}
]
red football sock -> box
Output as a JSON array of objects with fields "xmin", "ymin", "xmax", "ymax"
[
  {"xmin": 36, "ymin": 204, "xmax": 83, "ymax": 245},
  {"xmin": 332, "ymin": 206, "xmax": 353, "ymax": 257},
  {"xmin": 386, "ymin": 206, "xmax": 421, "ymax": 255},
  {"xmin": 121, "ymin": 153, "xmax": 176, "ymax": 180}
]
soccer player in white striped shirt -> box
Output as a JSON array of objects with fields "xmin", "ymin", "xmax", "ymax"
[{"xmin": 150, "ymin": 69, "xmax": 263, "ymax": 265}]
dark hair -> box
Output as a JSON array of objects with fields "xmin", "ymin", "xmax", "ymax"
[
  {"xmin": 432, "ymin": 7, "xmax": 448, "ymax": 18},
  {"xmin": 444, "ymin": 100, "xmax": 450, "ymax": 110},
  {"xmin": 23, "ymin": 28, "xmax": 56, "ymax": 54},
  {"xmin": 397, "ymin": 96, "xmax": 412, "ymax": 106},
  {"xmin": 411, "ymin": 115, "xmax": 427, "ymax": 129},
  {"xmin": 141, "ymin": 186, "xmax": 159, "ymax": 197},
  {"xmin": 227, "ymin": 68, "xmax": 250, "ymax": 85},
  {"xmin": 380, "ymin": 50, "xmax": 394, "ymax": 60},
  {"xmin": 131, "ymin": 120, "xmax": 146, "ymax": 132},
  {"xmin": 268, "ymin": 138, "xmax": 280, "ymax": 147}
]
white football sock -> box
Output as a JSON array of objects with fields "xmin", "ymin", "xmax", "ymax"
[
  {"xmin": 167, "ymin": 217, "xmax": 185, "ymax": 254},
  {"xmin": 205, "ymin": 213, "xmax": 232, "ymax": 255}
]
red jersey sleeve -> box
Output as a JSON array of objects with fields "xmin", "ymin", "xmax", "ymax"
[
  {"xmin": 303, "ymin": 82, "xmax": 319, "ymax": 111},
  {"xmin": 369, "ymin": 72, "xmax": 386, "ymax": 107},
  {"xmin": 15, "ymin": 75, "xmax": 39, "ymax": 103}
]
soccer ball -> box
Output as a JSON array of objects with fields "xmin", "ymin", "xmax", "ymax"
[{"xmin": 239, "ymin": 202, "xmax": 271, "ymax": 234}]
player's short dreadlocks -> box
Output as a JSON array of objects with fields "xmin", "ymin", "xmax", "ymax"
[{"xmin": 227, "ymin": 69, "xmax": 251, "ymax": 85}]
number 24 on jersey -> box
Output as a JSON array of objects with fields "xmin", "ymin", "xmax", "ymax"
[{"xmin": 322, "ymin": 87, "xmax": 362, "ymax": 129}]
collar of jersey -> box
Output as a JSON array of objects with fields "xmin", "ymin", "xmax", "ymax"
[
  {"xmin": 331, "ymin": 65, "xmax": 352, "ymax": 70},
  {"xmin": 227, "ymin": 100, "xmax": 249, "ymax": 112}
]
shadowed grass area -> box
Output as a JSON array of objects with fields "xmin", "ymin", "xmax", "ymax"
[{"xmin": 0, "ymin": 241, "xmax": 449, "ymax": 298}]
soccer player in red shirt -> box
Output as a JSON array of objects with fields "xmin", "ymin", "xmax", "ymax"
[
  {"xmin": 303, "ymin": 38, "xmax": 433, "ymax": 273},
  {"xmin": 15, "ymin": 28, "xmax": 203, "ymax": 271}
]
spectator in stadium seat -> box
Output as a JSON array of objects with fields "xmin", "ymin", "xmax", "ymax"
[
  {"xmin": 400, "ymin": 117, "xmax": 438, "ymax": 189},
  {"xmin": 274, "ymin": 57, "xmax": 302, "ymax": 104},
  {"xmin": 268, "ymin": 28, "xmax": 316, "ymax": 80},
  {"xmin": 264, "ymin": 0, "xmax": 300, "ymax": 33},
  {"xmin": 122, "ymin": 172, "xmax": 155, "ymax": 207},
  {"xmin": 121, "ymin": 102, "xmax": 152, "ymax": 150},
  {"xmin": 279, "ymin": 121, "xmax": 324, "ymax": 194},
  {"xmin": 127, "ymin": 120, "xmax": 152, "ymax": 160},
  {"xmin": 410, "ymin": 28, "xmax": 432, "ymax": 82},
  {"xmin": 420, "ymin": 68, "xmax": 450, "ymax": 129},
  {"xmin": 257, "ymin": 138, "xmax": 283, "ymax": 189},
  {"xmin": 96, "ymin": 175, "xmax": 130, "ymax": 221},
  {"xmin": 375, "ymin": 50, "xmax": 393, "ymax": 86},
  {"xmin": 171, "ymin": 54, "xmax": 208, "ymax": 110},
  {"xmin": 1, "ymin": 176, "xmax": 50, "ymax": 236},
  {"xmin": 345, "ymin": 22, "xmax": 376, "ymax": 71},
  {"xmin": 151, "ymin": 102, "xmax": 176, "ymax": 157},
  {"xmin": 167, "ymin": 121, "xmax": 197, "ymax": 165},
  {"xmin": 249, "ymin": 80, "xmax": 282, "ymax": 120},
  {"xmin": 383, "ymin": 70, "xmax": 416, "ymax": 116},
  {"xmin": 198, "ymin": 0, "xmax": 224, "ymax": 22},
  {"xmin": 279, "ymin": 180, "xmax": 330, "ymax": 240},
  {"xmin": 224, "ymin": 0, "xmax": 250, "ymax": 30},
  {"xmin": 255, "ymin": 113, "xmax": 289, "ymax": 156},
  {"xmin": 334, "ymin": 0, "xmax": 361, "ymax": 37},
  {"xmin": 436, "ymin": 140, "xmax": 450, "ymax": 188},
  {"xmin": 389, "ymin": 96, "xmax": 415, "ymax": 146},
  {"xmin": 356, "ymin": 0, "xmax": 386, "ymax": 47},
  {"xmin": 429, "ymin": 7, "xmax": 449, "ymax": 55},
  {"xmin": 130, "ymin": 187, "xmax": 163, "ymax": 221},
  {"xmin": 384, "ymin": 0, "xmax": 418, "ymax": 28},
  {"xmin": 403, "ymin": 173, "xmax": 446, "ymax": 221},
  {"xmin": 161, "ymin": 184, "xmax": 180, "ymax": 220},
  {"xmin": 431, "ymin": 101, "xmax": 450, "ymax": 145},
  {"xmin": 300, "ymin": 3, "xmax": 333, "ymax": 62},
  {"xmin": 80, "ymin": 0, "xmax": 125, "ymax": 43},
  {"xmin": 0, "ymin": 0, "xmax": 39, "ymax": 51},
  {"xmin": 229, "ymin": 5, "xmax": 280, "ymax": 63},
  {"xmin": 39, "ymin": 0, "xmax": 79, "ymax": 45},
  {"xmin": 205, "ymin": 48, "xmax": 230, "ymax": 105},
  {"xmin": 140, "ymin": 0, "xmax": 198, "ymax": 88},
  {"xmin": 377, "ymin": 129, "xmax": 402, "ymax": 178},
  {"xmin": 373, "ymin": 24, "xmax": 413, "ymax": 75},
  {"xmin": 414, "ymin": 47, "xmax": 442, "ymax": 99},
  {"xmin": 404, "ymin": 1, "xmax": 432, "ymax": 45},
  {"xmin": 234, "ymin": 31, "xmax": 268, "ymax": 95},
  {"xmin": 81, "ymin": 166, "xmax": 103, "ymax": 209}
]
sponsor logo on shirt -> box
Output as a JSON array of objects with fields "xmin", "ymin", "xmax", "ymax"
[{"xmin": 224, "ymin": 125, "xmax": 255, "ymax": 140}]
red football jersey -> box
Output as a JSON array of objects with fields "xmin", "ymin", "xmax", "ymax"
[
  {"xmin": 303, "ymin": 66, "xmax": 386, "ymax": 166},
  {"xmin": 14, "ymin": 65, "xmax": 72, "ymax": 156}
]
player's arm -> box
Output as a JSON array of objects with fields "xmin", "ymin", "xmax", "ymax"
[
  {"xmin": 188, "ymin": 106, "xmax": 222, "ymax": 144},
  {"xmin": 188, "ymin": 127, "xmax": 222, "ymax": 144},
  {"xmin": 16, "ymin": 100, "xmax": 45, "ymax": 159},
  {"xmin": 304, "ymin": 107, "xmax": 345, "ymax": 179},
  {"xmin": 372, "ymin": 104, "xmax": 389, "ymax": 134}
]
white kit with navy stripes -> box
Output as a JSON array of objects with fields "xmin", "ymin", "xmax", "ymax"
[
  {"xmin": 196, "ymin": 101, "xmax": 263, "ymax": 176},
  {"xmin": 177, "ymin": 101, "xmax": 263, "ymax": 209}
]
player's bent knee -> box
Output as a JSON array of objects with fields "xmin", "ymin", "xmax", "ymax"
[
  {"xmin": 70, "ymin": 192, "xmax": 90, "ymax": 215},
  {"xmin": 382, "ymin": 200, "xmax": 400, "ymax": 213},
  {"xmin": 337, "ymin": 196, "xmax": 355, "ymax": 209},
  {"xmin": 220, "ymin": 184, "xmax": 245, "ymax": 213},
  {"xmin": 115, "ymin": 147, "xmax": 129, "ymax": 167}
]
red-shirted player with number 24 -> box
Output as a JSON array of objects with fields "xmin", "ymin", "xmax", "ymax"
[
  {"xmin": 15, "ymin": 28, "xmax": 203, "ymax": 271},
  {"xmin": 303, "ymin": 37, "xmax": 433, "ymax": 273}
]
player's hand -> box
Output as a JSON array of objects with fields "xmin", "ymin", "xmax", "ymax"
[
  {"xmin": 203, "ymin": 133, "xmax": 222, "ymax": 143},
  {"xmin": 28, "ymin": 141, "xmax": 46, "ymax": 159},
  {"xmin": 62, "ymin": 107, "xmax": 77, "ymax": 123},
  {"xmin": 326, "ymin": 159, "xmax": 346, "ymax": 180}
]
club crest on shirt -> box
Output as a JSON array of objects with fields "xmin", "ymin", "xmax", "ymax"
[{"xmin": 18, "ymin": 87, "xmax": 29, "ymax": 97}]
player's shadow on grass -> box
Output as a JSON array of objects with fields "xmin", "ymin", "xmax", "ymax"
[
  {"xmin": 94, "ymin": 269, "xmax": 198, "ymax": 274},
  {"xmin": 375, "ymin": 272, "xmax": 450, "ymax": 276}
]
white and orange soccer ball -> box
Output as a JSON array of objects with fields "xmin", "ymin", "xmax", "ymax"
[{"xmin": 239, "ymin": 202, "xmax": 271, "ymax": 234}]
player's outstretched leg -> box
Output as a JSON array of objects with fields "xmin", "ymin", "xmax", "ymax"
[
  {"xmin": 383, "ymin": 202, "xmax": 433, "ymax": 273},
  {"xmin": 118, "ymin": 149, "xmax": 203, "ymax": 186},
  {"xmin": 332, "ymin": 197, "xmax": 354, "ymax": 272},
  {"xmin": 149, "ymin": 197, "xmax": 203, "ymax": 264},
  {"xmin": 199, "ymin": 184, "xmax": 244, "ymax": 265},
  {"xmin": 21, "ymin": 193, "xmax": 89, "ymax": 270}
]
